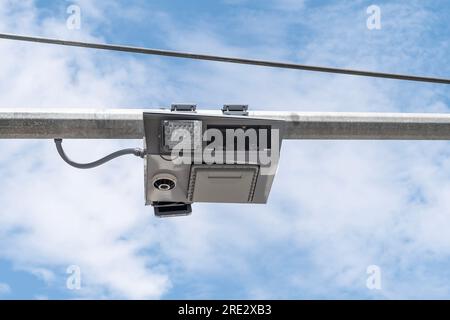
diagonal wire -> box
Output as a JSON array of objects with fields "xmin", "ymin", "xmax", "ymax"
[{"xmin": 0, "ymin": 32, "xmax": 449, "ymax": 84}]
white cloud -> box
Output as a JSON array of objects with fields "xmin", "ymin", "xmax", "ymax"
[
  {"xmin": 29, "ymin": 268, "xmax": 56, "ymax": 284},
  {"xmin": 0, "ymin": 282, "xmax": 11, "ymax": 295},
  {"xmin": 0, "ymin": 0, "xmax": 170, "ymax": 299}
]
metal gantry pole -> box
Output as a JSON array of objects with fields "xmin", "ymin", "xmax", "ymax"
[{"xmin": 2, "ymin": 108, "xmax": 450, "ymax": 140}]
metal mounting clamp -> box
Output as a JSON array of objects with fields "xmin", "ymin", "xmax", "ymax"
[
  {"xmin": 222, "ymin": 105, "xmax": 248, "ymax": 116},
  {"xmin": 171, "ymin": 104, "xmax": 197, "ymax": 112}
]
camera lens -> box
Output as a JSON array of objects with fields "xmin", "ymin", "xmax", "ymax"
[{"xmin": 153, "ymin": 178, "xmax": 176, "ymax": 191}]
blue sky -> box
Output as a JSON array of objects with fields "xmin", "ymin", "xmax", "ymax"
[{"xmin": 0, "ymin": 0, "xmax": 450, "ymax": 299}]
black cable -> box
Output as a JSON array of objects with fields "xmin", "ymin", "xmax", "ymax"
[
  {"xmin": 1, "ymin": 33, "xmax": 449, "ymax": 84},
  {"xmin": 54, "ymin": 139, "xmax": 145, "ymax": 169}
]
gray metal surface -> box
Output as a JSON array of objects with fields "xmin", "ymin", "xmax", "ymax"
[
  {"xmin": 2, "ymin": 108, "xmax": 450, "ymax": 140},
  {"xmin": 188, "ymin": 165, "xmax": 259, "ymax": 203},
  {"xmin": 253, "ymin": 111, "xmax": 450, "ymax": 140},
  {"xmin": 0, "ymin": 108, "xmax": 144, "ymax": 139}
]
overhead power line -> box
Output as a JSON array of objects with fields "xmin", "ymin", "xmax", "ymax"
[{"xmin": 0, "ymin": 33, "xmax": 449, "ymax": 85}]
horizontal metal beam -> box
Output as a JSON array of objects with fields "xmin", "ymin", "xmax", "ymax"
[
  {"xmin": 2, "ymin": 108, "xmax": 450, "ymax": 140},
  {"xmin": 0, "ymin": 108, "xmax": 144, "ymax": 139},
  {"xmin": 254, "ymin": 111, "xmax": 450, "ymax": 140}
]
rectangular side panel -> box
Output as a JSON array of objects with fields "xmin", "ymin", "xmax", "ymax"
[{"xmin": 188, "ymin": 165, "xmax": 259, "ymax": 203}]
